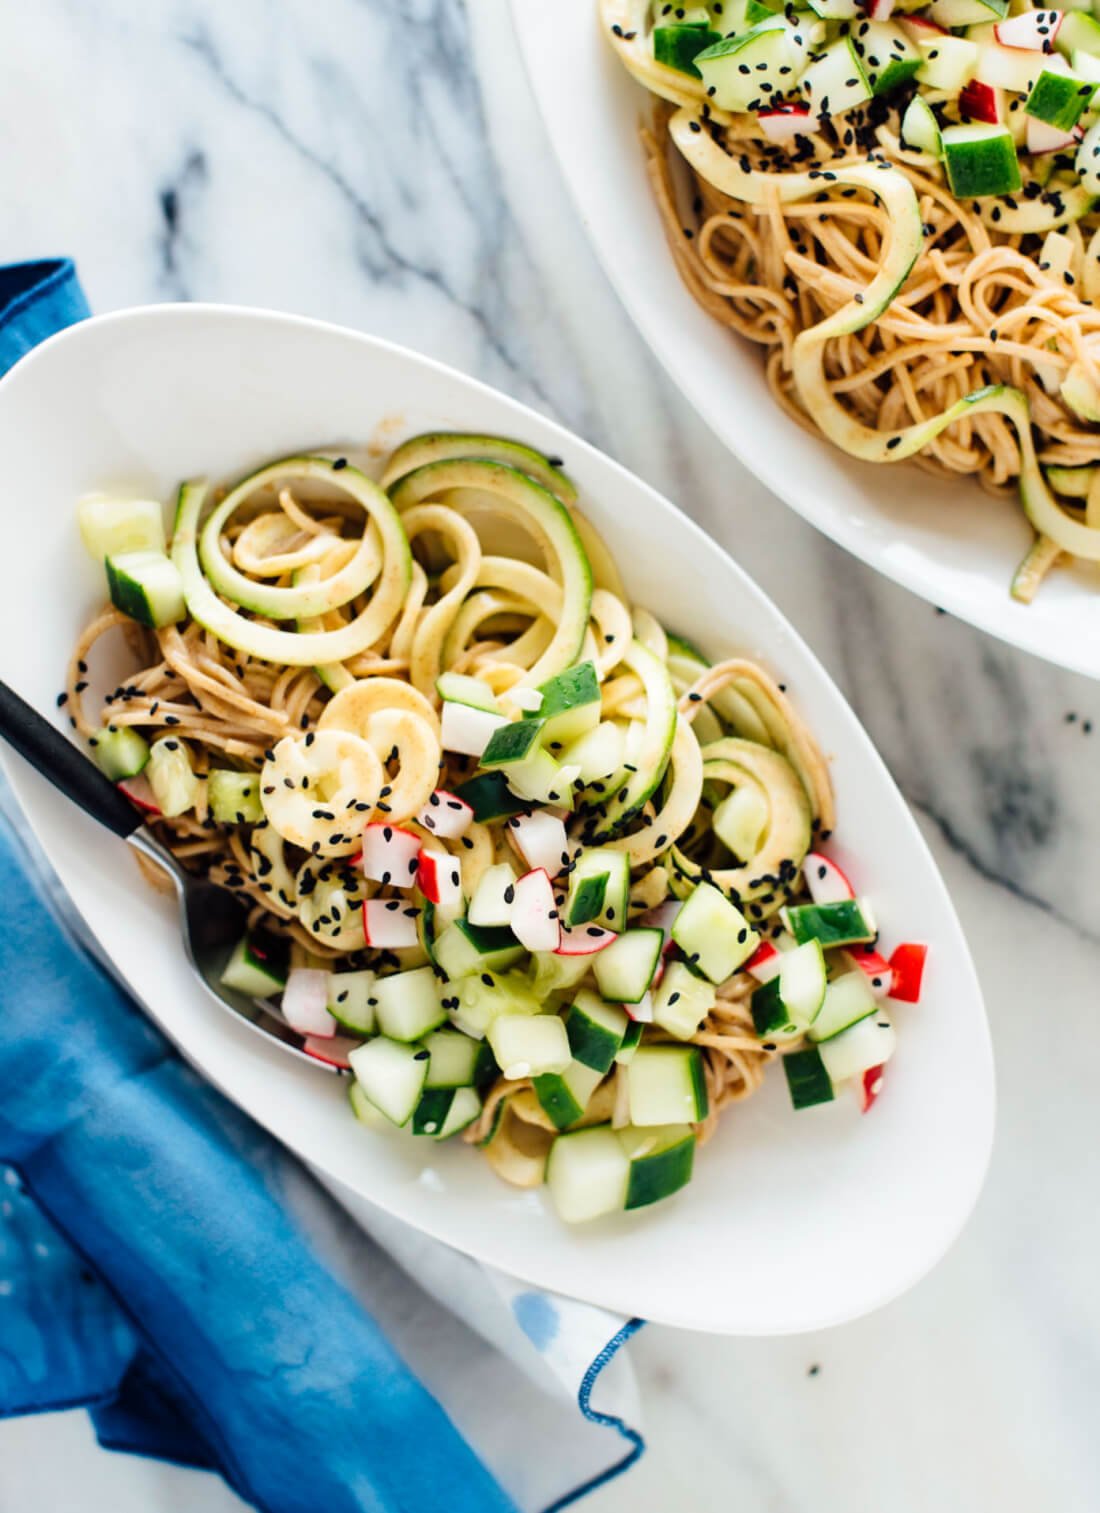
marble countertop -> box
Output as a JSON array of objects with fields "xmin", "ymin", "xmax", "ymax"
[{"xmin": 2, "ymin": 2, "xmax": 1099, "ymax": 1509}]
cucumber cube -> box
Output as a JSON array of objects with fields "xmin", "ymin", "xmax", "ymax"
[
  {"xmin": 862, "ymin": 21, "xmax": 921, "ymax": 97},
  {"xmin": 488, "ymin": 1013, "xmax": 572, "ymax": 1078},
  {"xmin": 78, "ymin": 495, "xmax": 165, "ymax": 560},
  {"xmin": 453, "ymin": 771, "xmax": 530, "ymax": 822},
  {"xmin": 105, "ymin": 550, "xmax": 186, "ymax": 628},
  {"xmin": 807, "ymin": 970, "xmax": 877, "ymax": 1043},
  {"xmin": 412, "ymin": 1084, "xmax": 482, "ymax": 1139},
  {"xmin": 546, "ymin": 1126, "xmax": 630, "ymax": 1224},
  {"xmin": 208, "ymin": 769, "xmax": 264, "ymax": 824},
  {"xmin": 901, "ymin": 95, "xmax": 942, "ymax": 156},
  {"xmin": 348, "ymin": 1037, "xmax": 430, "ymax": 1127},
  {"xmin": 804, "ymin": 0, "xmax": 860, "ymax": 15},
  {"xmin": 916, "ymin": 36, "xmax": 978, "ymax": 93},
  {"xmin": 941, "ymin": 123, "xmax": 1021, "ymax": 198},
  {"xmin": 627, "ymin": 1045, "xmax": 708, "ymax": 1126},
  {"xmin": 93, "ymin": 726, "xmax": 150, "ymax": 781},
  {"xmin": 481, "ymin": 718, "xmax": 544, "ymax": 768},
  {"xmin": 537, "ymin": 661, "xmax": 601, "ymax": 745},
  {"xmin": 467, "ymin": 862, "xmax": 518, "ymax": 929},
  {"xmin": 327, "ymin": 969, "xmax": 377, "ymax": 1035},
  {"xmin": 651, "ymin": 959, "xmax": 716, "ymax": 1040},
  {"xmin": 448, "ymin": 969, "xmax": 541, "ymax": 1038},
  {"xmin": 671, "ymin": 882, "xmax": 760, "ymax": 984},
  {"xmin": 618, "ymin": 1124, "xmax": 696, "ymax": 1210},
  {"xmin": 433, "ymin": 1085, "xmax": 482, "ymax": 1140},
  {"xmin": 533, "ymin": 1060, "xmax": 605, "ymax": 1130},
  {"xmin": 818, "ymin": 1010, "xmax": 897, "ymax": 1083},
  {"xmin": 751, "ymin": 976, "xmax": 802, "ymax": 1040},
  {"xmin": 220, "ymin": 932, "xmax": 287, "ymax": 998},
  {"xmin": 146, "ymin": 739, "xmax": 198, "ymax": 818},
  {"xmin": 1025, "ymin": 69, "xmax": 1093, "ymax": 132},
  {"xmin": 800, "ymin": 36, "xmax": 873, "ymax": 118},
  {"xmin": 696, "ymin": 19, "xmax": 794, "ymax": 113},
  {"xmin": 564, "ymin": 989, "xmax": 629, "ymax": 1072},
  {"xmin": 782, "ymin": 1047, "xmax": 835, "ymax": 1110},
  {"xmin": 653, "ymin": 24, "xmax": 722, "ymax": 77},
  {"xmin": 433, "ymin": 919, "xmax": 526, "ymax": 979},
  {"xmin": 592, "ymin": 928, "xmax": 664, "ymax": 1003},
  {"xmin": 436, "ymin": 672, "xmax": 500, "ymax": 712},
  {"xmin": 782, "ymin": 897, "xmax": 876, "ymax": 948},
  {"xmin": 615, "ymin": 1018, "xmax": 645, "ymax": 1065},
  {"xmin": 349, "ymin": 1080, "xmax": 399, "ymax": 1134},
  {"xmin": 374, "ymin": 965, "xmax": 447, "ymax": 1042},
  {"xmin": 566, "ymin": 846, "xmax": 630, "ymax": 928},
  {"xmin": 1057, "ymin": 10, "xmax": 1100, "ymax": 61}
]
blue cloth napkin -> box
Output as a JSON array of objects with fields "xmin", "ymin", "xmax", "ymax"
[{"xmin": 0, "ymin": 262, "xmax": 645, "ymax": 1513}]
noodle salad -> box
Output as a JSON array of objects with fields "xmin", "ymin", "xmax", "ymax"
[
  {"xmin": 67, "ymin": 434, "xmax": 926, "ymax": 1223},
  {"xmin": 603, "ymin": 0, "xmax": 1100, "ymax": 602}
]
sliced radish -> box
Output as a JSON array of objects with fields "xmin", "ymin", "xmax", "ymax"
[
  {"xmin": 302, "ymin": 1033, "xmax": 363, "ymax": 1068},
  {"xmin": 850, "ymin": 945, "xmax": 894, "ymax": 999},
  {"xmin": 757, "ymin": 104, "xmax": 816, "ymax": 144},
  {"xmin": 642, "ymin": 899, "xmax": 683, "ymax": 946},
  {"xmin": 859, "ymin": 1064, "xmax": 886, "ymax": 1113},
  {"xmin": 363, "ymin": 897, "xmax": 420, "ymax": 950},
  {"xmin": 867, "ymin": 0, "xmax": 895, "ymax": 19},
  {"xmin": 510, "ymin": 810, "xmax": 569, "ymax": 877},
  {"xmin": 959, "ymin": 79, "xmax": 1000, "ymax": 123},
  {"xmin": 282, "ymin": 968, "xmax": 337, "ymax": 1037},
  {"xmin": 362, "ymin": 823, "xmax": 420, "ymax": 886},
  {"xmin": 802, "ymin": 852, "xmax": 855, "ymax": 905},
  {"xmin": 417, "ymin": 788, "xmax": 473, "ymax": 840},
  {"xmin": 117, "ymin": 775, "xmax": 161, "ymax": 814},
  {"xmin": 440, "ymin": 701, "xmax": 508, "ymax": 758},
  {"xmin": 1027, "ymin": 115, "xmax": 1079, "ymax": 154},
  {"xmin": 994, "ymin": 9, "xmax": 1062, "ymax": 50},
  {"xmin": 628, "ymin": 990, "xmax": 654, "ymax": 1024},
  {"xmin": 744, "ymin": 939, "xmax": 783, "ymax": 983},
  {"xmin": 510, "ymin": 869, "xmax": 560, "ymax": 952},
  {"xmin": 416, "ymin": 848, "xmax": 463, "ymax": 910},
  {"xmin": 555, "ymin": 922, "xmax": 617, "ymax": 957},
  {"xmin": 898, "ymin": 14, "xmax": 948, "ymax": 45},
  {"xmin": 887, "ymin": 942, "xmax": 927, "ymax": 1003}
]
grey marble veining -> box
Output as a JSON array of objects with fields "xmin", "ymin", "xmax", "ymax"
[{"xmin": 2, "ymin": 3, "xmax": 1100, "ymax": 1511}]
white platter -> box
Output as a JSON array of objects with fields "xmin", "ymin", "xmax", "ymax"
[
  {"xmin": 511, "ymin": 0, "xmax": 1100, "ymax": 679},
  {"xmin": 0, "ymin": 305, "xmax": 992, "ymax": 1332}
]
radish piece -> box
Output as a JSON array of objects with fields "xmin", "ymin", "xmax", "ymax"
[
  {"xmin": 850, "ymin": 945, "xmax": 894, "ymax": 999},
  {"xmin": 860, "ymin": 1064, "xmax": 886, "ymax": 1113},
  {"xmin": 440, "ymin": 701, "xmax": 508, "ymax": 758},
  {"xmin": 744, "ymin": 940, "xmax": 783, "ymax": 983},
  {"xmin": 868, "ymin": 0, "xmax": 895, "ymax": 18},
  {"xmin": 959, "ymin": 79, "xmax": 1000, "ymax": 123},
  {"xmin": 416, "ymin": 848, "xmax": 463, "ymax": 910},
  {"xmin": 802, "ymin": 852, "xmax": 855, "ymax": 905},
  {"xmin": 510, "ymin": 869, "xmax": 560, "ymax": 952},
  {"xmin": 117, "ymin": 775, "xmax": 161, "ymax": 814},
  {"xmin": 757, "ymin": 104, "xmax": 816, "ymax": 144},
  {"xmin": 510, "ymin": 810, "xmax": 570, "ymax": 877},
  {"xmin": 642, "ymin": 899, "xmax": 683, "ymax": 947},
  {"xmin": 302, "ymin": 1033, "xmax": 363, "ymax": 1068},
  {"xmin": 555, "ymin": 922, "xmax": 617, "ymax": 957},
  {"xmin": 994, "ymin": 9, "xmax": 1062, "ymax": 50},
  {"xmin": 629, "ymin": 990, "xmax": 655, "ymax": 1024},
  {"xmin": 887, "ymin": 942, "xmax": 928, "ymax": 1002},
  {"xmin": 898, "ymin": 14, "xmax": 948, "ymax": 40},
  {"xmin": 362, "ymin": 898, "xmax": 420, "ymax": 950},
  {"xmin": 282, "ymin": 968, "xmax": 336, "ymax": 1037},
  {"xmin": 1027, "ymin": 115, "xmax": 1079, "ymax": 154},
  {"xmin": 417, "ymin": 788, "xmax": 473, "ymax": 840},
  {"xmin": 362, "ymin": 823, "xmax": 420, "ymax": 886}
]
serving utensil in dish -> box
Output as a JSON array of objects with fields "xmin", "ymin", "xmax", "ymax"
[
  {"xmin": 0, "ymin": 304, "xmax": 992, "ymax": 1331},
  {"xmin": 509, "ymin": 0, "xmax": 1100, "ymax": 679}
]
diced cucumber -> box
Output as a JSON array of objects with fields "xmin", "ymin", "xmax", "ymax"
[
  {"xmin": 349, "ymin": 1080, "xmax": 400, "ymax": 1134},
  {"xmin": 671, "ymin": 882, "xmax": 760, "ymax": 984},
  {"xmin": 78, "ymin": 495, "xmax": 165, "ymax": 560},
  {"xmin": 653, "ymin": 24, "xmax": 723, "ymax": 77},
  {"xmin": 467, "ymin": 862, "xmax": 518, "ymax": 929},
  {"xmin": 412, "ymin": 1084, "xmax": 482, "ymax": 1139},
  {"xmin": 435, "ymin": 1085, "xmax": 482, "ymax": 1139},
  {"xmin": 423, "ymin": 1026, "xmax": 487, "ymax": 1088},
  {"xmin": 546, "ymin": 1126, "xmax": 629, "ymax": 1224},
  {"xmin": 862, "ymin": 21, "xmax": 921, "ymax": 95},
  {"xmin": 941, "ymin": 123, "xmax": 1021, "ymax": 198},
  {"xmin": 208, "ymin": 769, "xmax": 264, "ymax": 825},
  {"xmin": 533, "ymin": 1060, "xmax": 605, "ymax": 1130},
  {"xmin": 1057, "ymin": 10, "xmax": 1100, "ymax": 60},
  {"xmin": 374, "ymin": 965, "xmax": 447, "ymax": 1042},
  {"xmin": 564, "ymin": 989, "xmax": 630, "ymax": 1072},
  {"xmin": 565, "ymin": 846, "xmax": 630, "ymax": 929},
  {"xmin": 615, "ymin": 1018, "xmax": 645, "ymax": 1065},
  {"xmin": 502, "ymin": 747, "xmax": 577, "ymax": 808},
  {"xmin": 220, "ymin": 932, "xmax": 287, "ymax": 998},
  {"xmin": 901, "ymin": 95, "xmax": 942, "ymax": 156},
  {"xmin": 778, "ymin": 939, "xmax": 827, "ymax": 1023},
  {"xmin": 537, "ymin": 661, "xmax": 601, "ymax": 746},
  {"xmin": 1076, "ymin": 120, "xmax": 1100, "ymax": 195},
  {"xmin": 530, "ymin": 949, "xmax": 591, "ymax": 998},
  {"xmin": 697, "ymin": 19, "xmax": 797, "ymax": 113},
  {"xmin": 1026, "ymin": 68, "xmax": 1093, "ymax": 131},
  {"xmin": 436, "ymin": 671, "xmax": 500, "ymax": 712},
  {"xmin": 751, "ymin": 976, "xmax": 802, "ymax": 1040},
  {"xmin": 561, "ymin": 720, "xmax": 625, "ymax": 786},
  {"xmin": 453, "ymin": 771, "xmax": 530, "ymax": 823},
  {"xmin": 434, "ymin": 919, "xmax": 526, "ymax": 979},
  {"xmin": 804, "ymin": 0, "xmax": 860, "ymax": 15},
  {"xmin": 487, "ymin": 1013, "xmax": 571, "ymax": 1079},
  {"xmin": 618, "ymin": 1124, "xmax": 696, "ymax": 1210},
  {"xmin": 929, "ymin": 0, "xmax": 1005, "ymax": 22},
  {"xmin": 650, "ymin": 957, "xmax": 716, "ymax": 1041},
  {"xmin": 713, "ymin": 785, "xmax": 768, "ymax": 863},
  {"xmin": 800, "ymin": 36, "xmax": 873, "ymax": 117},
  {"xmin": 447, "ymin": 969, "xmax": 541, "ymax": 1038},
  {"xmin": 146, "ymin": 738, "xmax": 198, "ymax": 818},
  {"xmin": 105, "ymin": 550, "xmax": 187, "ymax": 628},
  {"xmin": 592, "ymin": 928, "xmax": 663, "ymax": 1004},
  {"xmin": 93, "ymin": 726, "xmax": 150, "ymax": 782},
  {"xmin": 627, "ymin": 1045, "xmax": 708, "ymax": 1126},
  {"xmin": 348, "ymin": 1036, "xmax": 430, "ymax": 1127},
  {"xmin": 481, "ymin": 718, "xmax": 544, "ymax": 768},
  {"xmin": 782, "ymin": 897, "xmax": 876, "ymax": 948},
  {"xmin": 917, "ymin": 36, "xmax": 978, "ymax": 92},
  {"xmin": 818, "ymin": 1009, "xmax": 897, "ymax": 1083},
  {"xmin": 783, "ymin": 1046, "xmax": 836, "ymax": 1109},
  {"xmin": 327, "ymin": 969, "xmax": 377, "ymax": 1035},
  {"xmin": 807, "ymin": 970, "xmax": 877, "ymax": 1043}
]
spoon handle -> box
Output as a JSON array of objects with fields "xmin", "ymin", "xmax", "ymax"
[{"xmin": 0, "ymin": 679, "xmax": 142, "ymax": 839}]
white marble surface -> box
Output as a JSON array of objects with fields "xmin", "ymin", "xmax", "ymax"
[{"xmin": 2, "ymin": 1, "xmax": 1100, "ymax": 1509}]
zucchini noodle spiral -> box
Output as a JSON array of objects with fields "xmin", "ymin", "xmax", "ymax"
[{"xmin": 603, "ymin": 0, "xmax": 1100, "ymax": 601}]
